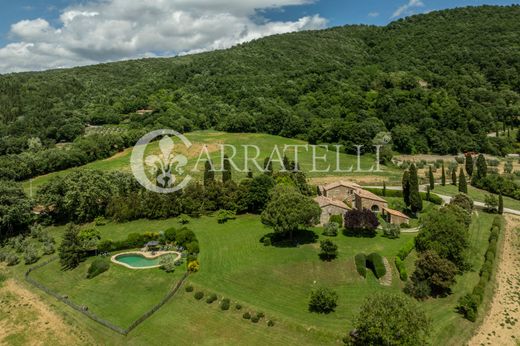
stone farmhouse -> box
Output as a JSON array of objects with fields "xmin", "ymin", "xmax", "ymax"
[{"xmin": 314, "ymin": 181, "xmax": 410, "ymax": 226}]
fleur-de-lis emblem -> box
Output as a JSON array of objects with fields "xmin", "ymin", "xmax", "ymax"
[{"xmin": 144, "ymin": 136, "xmax": 188, "ymax": 188}]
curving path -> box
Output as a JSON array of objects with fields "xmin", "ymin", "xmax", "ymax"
[{"xmin": 362, "ymin": 185, "xmax": 520, "ymax": 216}]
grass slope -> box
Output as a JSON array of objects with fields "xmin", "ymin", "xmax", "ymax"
[
  {"xmin": 23, "ymin": 130, "xmax": 402, "ymax": 195},
  {"xmin": 29, "ymin": 256, "xmax": 185, "ymax": 328},
  {"xmin": 16, "ymin": 211, "xmax": 495, "ymax": 344}
]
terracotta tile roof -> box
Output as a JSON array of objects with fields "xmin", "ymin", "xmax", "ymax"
[
  {"xmin": 322, "ymin": 180, "xmax": 361, "ymax": 191},
  {"xmin": 314, "ymin": 196, "xmax": 350, "ymax": 210},
  {"xmin": 383, "ymin": 207, "xmax": 410, "ymax": 219},
  {"xmin": 354, "ymin": 189, "xmax": 388, "ymax": 203}
]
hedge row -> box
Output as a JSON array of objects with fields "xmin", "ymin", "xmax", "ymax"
[
  {"xmin": 192, "ymin": 289, "xmax": 274, "ymax": 326},
  {"xmin": 366, "ymin": 253, "xmax": 386, "ymax": 279},
  {"xmin": 397, "ymin": 239, "xmax": 415, "ymax": 261},
  {"xmin": 458, "ymin": 216, "xmax": 502, "ymax": 321},
  {"xmin": 394, "ymin": 257, "xmax": 408, "ymax": 281},
  {"xmin": 355, "ymin": 253, "xmax": 367, "ymax": 277},
  {"xmin": 364, "ymin": 188, "xmax": 443, "ymax": 205}
]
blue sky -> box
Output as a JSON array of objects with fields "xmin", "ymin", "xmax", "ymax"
[{"xmin": 0, "ymin": 0, "xmax": 518, "ymax": 73}]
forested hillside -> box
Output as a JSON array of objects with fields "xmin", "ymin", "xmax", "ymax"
[{"xmin": 1, "ymin": 5, "xmax": 519, "ymax": 159}]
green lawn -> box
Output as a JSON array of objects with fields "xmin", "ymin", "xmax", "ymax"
[
  {"xmin": 23, "ymin": 130, "xmax": 402, "ymax": 195},
  {"xmin": 29, "ymin": 255, "xmax": 185, "ymax": 328},
  {"xmin": 4, "ymin": 211, "xmax": 497, "ymax": 345},
  {"xmin": 433, "ymin": 184, "xmax": 520, "ymax": 210}
]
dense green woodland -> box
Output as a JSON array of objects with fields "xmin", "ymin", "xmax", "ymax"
[{"xmin": 1, "ymin": 5, "xmax": 519, "ymax": 163}]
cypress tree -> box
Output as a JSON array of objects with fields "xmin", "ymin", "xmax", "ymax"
[
  {"xmin": 409, "ymin": 164, "xmax": 423, "ymax": 213},
  {"xmin": 222, "ymin": 154, "xmax": 232, "ymax": 183},
  {"xmin": 498, "ymin": 193, "xmax": 504, "ymax": 215},
  {"xmin": 475, "ymin": 154, "xmax": 487, "ymax": 181},
  {"xmin": 383, "ymin": 181, "xmax": 387, "ymax": 197},
  {"xmin": 204, "ymin": 160, "xmax": 215, "ymax": 186},
  {"xmin": 263, "ymin": 157, "xmax": 273, "ymax": 176},
  {"xmin": 451, "ymin": 168, "xmax": 457, "ymax": 186},
  {"xmin": 59, "ymin": 224, "xmax": 84, "ymax": 270},
  {"xmin": 428, "ymin": 166, "xmax": 435, "ymax": 190},
  {"xmin": 441, "ymin": 163, "xmax": 446, "ymax": 186},
  {"xmin": 465, "ymin": 154, "xmax": 474, "ymax": 177},
  {"xmin": 402, "ymin": 171, "xmax": 411, "ymax": 207},
  {"xmin": 426, "ymin": 185, "xmax": 431, "ymax": 202},
  {"xmin": 282, "ymin": 155, "xmax": 290, "ymax": 171},
  {"xmin": 458, "ymin": 168, "xmax": 468, "ymax": 194}
]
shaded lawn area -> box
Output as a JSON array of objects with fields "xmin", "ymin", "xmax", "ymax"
[
  {"xmin": 434, "ymin": 184, "xmax": 520, "ymax": 210},
  {"xmin": 28, "ymin": 255, "xmax": 185, "ymax": 328}
]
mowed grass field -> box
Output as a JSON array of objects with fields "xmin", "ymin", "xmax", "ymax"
[
  {"xmin": 29, "ymin": 255, "xmax": 185, "ymax": 328},
  {"xmin": 11, "ymin": 211, "xmax": 496, "ymax": 345},
  {"xmin": 22, "ymin": 130, "xmax": 402, "ymax": 195}
]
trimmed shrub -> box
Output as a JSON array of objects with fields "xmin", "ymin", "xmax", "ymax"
[
  {"xmin": 382, "ymin": 223, "xmax": 401, "ymax": 239},
  {"xmin": 267, "ymin": 320, "xmax": 275, "ymax": 327},
  {"xmin": 187, "ymin": 260, "xmax": 200, "ymax": 273},
  {"xmin": 256, "ymin": 312, "xmax": 265, "ymax": 319},
  {"xmin": 221, "ymin": 298, "xmax": 230, "ymax": 311},
  {"xmin": 97, "ymin": 239, "xmax": 113, "ymax": 252},
  {"xmin": 329, "ymin": 214, "xmax": 343, "ymax": 225},
  {"xmin": 178, "ymin": 214, "xmax": 190, "ymax": 224},
  {"xmin": 206, "ymin": 293, "xmax": 218, "ymax": 304},
  {"xmin": 243, "ymin": 312, "xmax": 251, "ymax": 319},
  {"xmin": 308, "ymin": 287, "xmax": 338, "ymax": 314},
  {"xmin": 185, "ymin": 285, "xmax": 194, "ymax": 292},
  {"xmin": 395, "ymin": 257, "xmax": 408, "ymax": 281},
  {"xmin": 235, "ymin": 304, "xmax": 242, "ymax": 310},
  {"xmin": 251, "ymin": 315, "xmax": 260, "ymax": 323},
  {"xmin": 319, "ymin": 239, "xmax": 338, "ymax": 261},
  {"xmin": 323, "ymin": 222, "xmax": 339, "ymax": 237},
  {"xmin": 217, "ymin": 209, "xmax": 236, "ymax": 224},
  {"xmin": 366, "ymin": 253, "xmax": 386, "ymax": 279},
  {"xmin": 355, "ymin": 253, "xmax": 367, "ymax": 277},
  {"xmin": 194, "ymin": 291, "xmax": 204, "ymax": 300},
  {"xmin": 397, "ymin": 239, "xmax": 415, "ymax": 261},
  {"xmin": 86, "ymin": 258, "xmax": 109, "ymax": 279}
]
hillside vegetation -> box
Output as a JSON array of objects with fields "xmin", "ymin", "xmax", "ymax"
[{"xmin": 1, "ymin": 5, "xmax": 519, "ymax": 158}]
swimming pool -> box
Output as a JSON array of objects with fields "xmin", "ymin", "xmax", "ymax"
[{"xmin": 111, "ymin": 251, "xmax": 181, "ymax": 269}]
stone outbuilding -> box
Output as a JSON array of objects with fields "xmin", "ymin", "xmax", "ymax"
[
  {"xmin": 318, "ymin": 181, "xmax": 361, "ymax": 205},
  {"xmin": 382, "ymin": 207, "xmax": 411, "ymax": 226},
  {"xmin": 354, "ymin": 189, "xmax": 388, "ymax": 214},
  {"xmin": 313, "ymin": 195, "xmax": 350, "ymax": 226}
]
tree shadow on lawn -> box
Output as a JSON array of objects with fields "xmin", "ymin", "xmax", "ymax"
[{"xmin": 260, "ymin": 229, "xmax": 318, "ymax": 248}]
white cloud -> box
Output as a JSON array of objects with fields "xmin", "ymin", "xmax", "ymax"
[
  {"xmin": 368, "ymin": 12, "xmax": 380, "ymax": 18},
  {"xmin": 391, "ymin": 0, "xmax": 425, "ymax": 19},
  {"xmin": 0, "ymin": 0, "xmax": 326, "ymax": 73}
]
